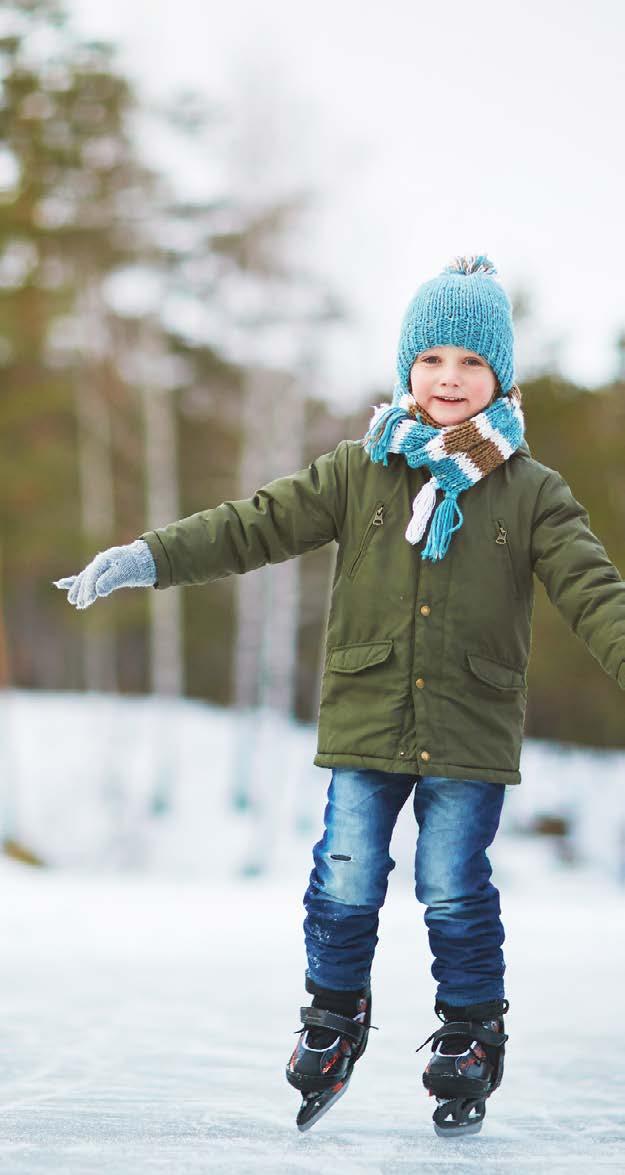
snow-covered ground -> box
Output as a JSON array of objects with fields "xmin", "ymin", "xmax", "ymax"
[
  {"xmin": 1, "ymin": 690, "xmax": 624, "ymax": 1171},
  {"xmin": 3, "ymin": 689, "xmax": 625, "ymax": 882}
]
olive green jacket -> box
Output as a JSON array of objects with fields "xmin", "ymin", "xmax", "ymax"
[{"xmin": 141, "ymin": 438, "xmax": 625, "ymax": 786}]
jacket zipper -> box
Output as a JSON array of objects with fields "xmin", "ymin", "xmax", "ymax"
[
  {"xmin": 495, "ymin": 519, "xmax": 520, "ymax": 598},
  {"xmin": 348, "ymin": 502, "xmax": 385, "ymax": 579}
]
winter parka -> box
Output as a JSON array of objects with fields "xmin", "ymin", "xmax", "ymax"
[{"xmin": 140, "ymin": 437, "xmax": 625, "ymax": 786}]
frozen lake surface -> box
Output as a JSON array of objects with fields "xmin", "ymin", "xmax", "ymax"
[{"xmin": 1, "ymin": 855, "xmax": 624, "ymax": 1173}]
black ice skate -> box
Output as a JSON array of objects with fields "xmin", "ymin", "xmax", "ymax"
[
  {"xmin": 286, "ymin": 985, "xmax": 373, "ymax": 1131},
  {"xmin": 416, "ymin": 997, "xmax": 509, "ymax": 1136}
]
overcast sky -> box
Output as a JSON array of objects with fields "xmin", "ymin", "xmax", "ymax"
[{"xmin": 67, "ymin": 0, "xmax": 625, "ymax": 407}]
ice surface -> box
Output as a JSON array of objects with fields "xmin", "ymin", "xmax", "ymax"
[
  {"xmin": 0, "ymin": 690, "xmax": 624, "ymax": 1170},
  {"xmin": 0, "ymin": 855, "xmax": 624, "ymax": 1171}
]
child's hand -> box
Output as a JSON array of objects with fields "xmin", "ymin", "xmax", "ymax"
[{"xmin": 53, "ymin": 540, "xmax": 157, "ymax": 609}]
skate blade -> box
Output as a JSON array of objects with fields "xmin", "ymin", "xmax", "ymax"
[
  {"xmin": 432, "ymin": 1096, "xmax": 486, "ymax": 1138},
  {"xmin": 296, "ymin": 1079, "xmax": 351, "ymax": 1132},
  {"xmin": 434, "ymin": 1118, "xmax": 483, "ymax": 1138}
]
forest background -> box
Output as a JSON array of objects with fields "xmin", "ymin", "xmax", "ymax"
[{"xmin": 2, "ymin": 0, "xmax": 625, "ymax": 752}]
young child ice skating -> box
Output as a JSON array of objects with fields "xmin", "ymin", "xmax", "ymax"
[{"xmin": 55, "ymin": 256, "xmax": 625, "ymax": 1136}]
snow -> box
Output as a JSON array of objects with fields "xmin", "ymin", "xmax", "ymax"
[
  {"xmin": 1, "ymin": 690, "xmax": 624, "ymax": 1170},
  {"xmin": 3, "ymin": 689, "xmax": 625, "ymax": 882}
]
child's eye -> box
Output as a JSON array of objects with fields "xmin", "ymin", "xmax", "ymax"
[{"xmin": 420, "ymin": 355, "xmax": 480, "ymax": 365}]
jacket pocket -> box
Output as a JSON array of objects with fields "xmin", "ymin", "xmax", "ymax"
[
  {"xmin": 318, "ymin": 638, "xmax": 400, "ymax": 760},
  {"xmin": 347, "ymin": 501, "xmax": 385, "ymax": 580},
  {"xmin": 328, "ymin": 639, "xmax": 393, "ymax": 674},
  {"xmin": 466, "ymin": 651, "xmax": 526, "ymax": 691},
  {"xmin": 494, "ymin": 518, "xmax": 520, "ymax": 599}
]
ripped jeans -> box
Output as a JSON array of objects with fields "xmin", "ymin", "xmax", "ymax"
[{"xmin": 302, "ymin": 767, "xmax": 506, "ymax": 1006}]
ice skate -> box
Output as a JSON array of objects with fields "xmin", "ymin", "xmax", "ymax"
[
  {"xmin": 286, "ymin": 988, "xmax": 373, "ymax": 1131},
  {"xmin": 416, "ymin": 997, "xmax": 509, "ymax": 1136}
]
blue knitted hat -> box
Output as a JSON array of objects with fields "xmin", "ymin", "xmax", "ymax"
[{"xmin": 393, "ymin": 255, "xmax": 515, "ymax": 405}]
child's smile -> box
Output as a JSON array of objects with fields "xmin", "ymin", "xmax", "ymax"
[{"xmin": 409, "ymin": 344, "xmax": 498, "ymax": 425}]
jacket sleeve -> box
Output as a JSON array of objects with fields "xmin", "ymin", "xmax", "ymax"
[
  {"xmin": 139, "ymin": 440, "xmax": 349, "ymax": 589},
  {"xmin": 531, "ymin": 469, "xmax": 625, "ymax": 689}
]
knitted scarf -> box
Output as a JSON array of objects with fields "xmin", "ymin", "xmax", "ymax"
[{"xmin": 362, "ymin": 386, "xmax": 525, "ymax": 562}]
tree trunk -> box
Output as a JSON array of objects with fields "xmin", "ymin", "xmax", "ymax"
[
  {"xmin": 74, "ymin": 279, "xmax": 117, "ymax": 692},
  {"xmin": 140, "ymin": 328, "xmax": 184, "ymax": 698},
  {"xmin": 233, "ymin": 367, "xmax": 305, "ymax": 875}
]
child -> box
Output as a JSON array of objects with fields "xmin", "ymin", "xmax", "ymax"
[{"xmin": 55, "ymin": 256, "xmax": 625, "ymax": 1136}]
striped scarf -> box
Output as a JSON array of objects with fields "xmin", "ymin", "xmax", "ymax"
[{"xmin": 362, "ymin": 386, "xmax": 525, "ymax": 562}]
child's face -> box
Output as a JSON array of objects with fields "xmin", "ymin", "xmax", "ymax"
[{"xmin": 409, "ymin": 345, "xmax": 498, "ymax": 426}]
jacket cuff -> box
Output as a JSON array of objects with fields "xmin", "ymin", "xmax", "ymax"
[{"xmin": 138, "ymin": 531, "xmax": 173, "ymax": 590}]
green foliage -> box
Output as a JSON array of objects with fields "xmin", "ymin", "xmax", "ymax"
[
  {"xmin": 524, "ymin": 375, "xmax": 625, "ymax": 747},
  {"xmin": 0, "ymin": 0, "xmax": 339, "ymax": 708}
]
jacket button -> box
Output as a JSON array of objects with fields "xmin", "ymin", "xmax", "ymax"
[
  {"xmin": 415, "ymin": 677, "xmax": 425, "ymax": 689},
  {"xmin": 420, "ymin": 604, "xmax": 431, "ymax": 616},
  {"xmin": 398, "ymin": 750, "xmax": 406, "ymax": 757},
  {"xmin": 420, "ymin": 750, "xmax": 430, "ymax": 762}
]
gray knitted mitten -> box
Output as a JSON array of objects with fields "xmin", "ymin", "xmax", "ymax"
[{"xmin": 53, "ymin": 539, "xmax": 157, "ymax": 609}]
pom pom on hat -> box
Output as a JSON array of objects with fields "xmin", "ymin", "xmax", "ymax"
[{"xmin": 442, "ymin": 254, "xmax": 498, "ymax": 277}]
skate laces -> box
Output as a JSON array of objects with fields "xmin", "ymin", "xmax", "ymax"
[
  {"xmin": 294, "ymin": 1006, "xmax": 378, "ymax": 1050},
  {"xmin": 415, "ymin": 1000, "xmax": 508, "ymax": 1055}
]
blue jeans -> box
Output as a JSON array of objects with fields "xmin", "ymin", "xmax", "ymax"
[{"xmin": 303, "ymin": 768, "xmax": 506, "ymax": 1006}]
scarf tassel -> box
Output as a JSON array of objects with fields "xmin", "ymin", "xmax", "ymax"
[
  {"xmin": 405, "ymin": 476, "xmax": 439, "ymax": 544},
  {"xmin": 405, "ymin": 477, "xmax": 463, "ymax": 559},
  {"xmin": 422, "ymin": 493, "xmax": 464, "ymax": 562},
  {"xmin": 363, "ymin": 405, "xmax": 409, "ymax": 466}
]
